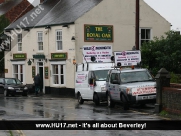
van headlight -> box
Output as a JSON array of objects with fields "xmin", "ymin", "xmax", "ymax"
[
  {"xmin": 126, "ymin": 88, "xmax": 132, "ymax": 95},
  {"xmin": 24, "ymin": 87, "xmax": 28, "ymax": 90},
  {"xmin": 101, "ymin": 86, "xmax": 106, "ymax": 92},
  {"xmin": 8, "ymin": 87, "xmax": 14, "ymax": 90}
]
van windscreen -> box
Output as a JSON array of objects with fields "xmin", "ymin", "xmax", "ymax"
[{"xmin": 94, "ymin": 70, "xmax": 109, "ymax": 81}]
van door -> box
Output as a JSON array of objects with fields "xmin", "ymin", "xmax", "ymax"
[
  {"xmin": 75, "ymin": 71, "xmax": 89, "ymax": 99},
  {"xmin": 83, "ymin": 71, "xmax": 95, "ymax": 100},
  {"xmin": 109, "ymin": 73, "xmax": 120, "ymax": 101}
]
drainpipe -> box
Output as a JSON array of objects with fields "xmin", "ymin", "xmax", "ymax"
[{"xmin": 136, "ymin": 0, "xmax": 140, "ymax": 50}]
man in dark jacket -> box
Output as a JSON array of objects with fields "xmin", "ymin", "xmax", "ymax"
[{"xmin": 34, "ymin": 73, "xmax": 41, "ymax": 95}]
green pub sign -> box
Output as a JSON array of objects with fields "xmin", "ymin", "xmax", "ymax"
[
  {"xmin": 32, "ymin": 66, "xmax": 36, "ymax": 78},
  {"xmin": 51, "ymin": 53, "xmax": 67, "ymax": 59},
  {"xmin": 84, "ymin": 24, "xmax": 113, "ymax": 42},
  {"xmin": 45, "ymin": 67, "xmax": 48, "ymax": 79},
  {"xmin": 13, "ymin": 53, "xmax": 27, "ymax": 59}
]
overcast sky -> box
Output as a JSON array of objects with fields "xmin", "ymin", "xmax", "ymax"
[
  {"xmin": 144, "ymin": 0, "xmax": 181, "ymax": 31},
  {"xmin": 28, "ymin": 0, "xmax": 181, "ymax": 31}
]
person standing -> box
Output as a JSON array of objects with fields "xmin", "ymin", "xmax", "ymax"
[{"xmin": 34, "ymin": 73, "xmax": 41, "ymax": 95}]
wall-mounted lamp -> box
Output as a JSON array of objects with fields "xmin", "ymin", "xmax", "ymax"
[
  {"xmin": 27, "ymin": 59, "xmax": 32, "ymax": 65},
  {"xmin": 62, "ymin": 24, "xmax": 69, "ymax": 28},
  {"xmin": 24, "ymin": 28, "xmax": 30, "ymax": 31},
  {"xmin": 45, "ymin": 58, "xmax": 47, "ymax": 63},
  {"xmin": 71, "ymin": 36, "xmax": 75, "ymax": 40},
  {"xmin": 31, "ymin": 59, "xmax": 34, "ymax": 63},
  {"xmin": 73, "ymin": 59, "xmax": 76, "ymax": 65},
  {"xmin": 45, "ymin": 26, "xmax": 51, "ymax": 29}
]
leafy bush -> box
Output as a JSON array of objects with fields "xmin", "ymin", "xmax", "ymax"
[
  {"xmin": 141, "ymin": 31, "xmax": 181, "ymax": 75},
  {"xmin": 170, "ymin": 72, "xmax": 181, "ymax": 83}
]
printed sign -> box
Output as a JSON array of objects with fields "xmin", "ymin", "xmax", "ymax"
[
  {"xmin": 13, "ymin": 53, "xmax": 27, "ymax": 59},
  {"xmin": 4, "ymin": 69, "xmax": 8, "ymax": 73},
  {"xmin": 114, "ymin": 50, "xmax": 141, "ymax": 66},
  {"xmin": 51, "ymin": 53, "xmax": 67, "ymax": 59},
  {"xmin": 44, "ymin": 67, "xmax": 48, "ymax": 79},
  {"xmin": 132, "ymin": 87, "xmax": 156, "ymax": 96},
  {"xmin": 82, "ymin": 45, "xmax": 112, "ymax": 63},
  {"xmin": 0, "ymin": 34, "xmax": 11, "ymax": 51},
  {"xmin": 76, "ymin": 72, "xmax": 88, "ymax": 83},
  {"xmin": 84, "ymin": 25, "xmax": 113, "ymax": 42}
]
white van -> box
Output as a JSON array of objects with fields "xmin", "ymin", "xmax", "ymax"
[{"xmin": 75, "ymin": 62, "xmax": 114, "ymax": 105}]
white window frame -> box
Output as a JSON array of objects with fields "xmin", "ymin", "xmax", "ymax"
[
  {"xmin": 37, "ymin": 31, "xmax": 43, "ymax": 51},
  {"xmin": 17, "ymin": 34, "xmax": 22, "ymax": 51},
  {"xmin": 56, "ymin": 30, "xmax": 62, "ymax": 51},
  {"xmin": 139, "ymin": 28, "xmax": 152, "ymax": 49},
  {"xmin": 50, "ymin": 61, "xmax": 66, "ymax": 86},
  {"xmin": 11, "ymin": 61, "xmax": 25, "ymax": 84}
]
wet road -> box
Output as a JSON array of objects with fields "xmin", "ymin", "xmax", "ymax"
[
  {"xmin": 0, "ymin": 94, "xmax": 181, "ymax": 136},
  {"xmin": 0, "ymin": 95, "xmax": 159, "ymax": 120}
]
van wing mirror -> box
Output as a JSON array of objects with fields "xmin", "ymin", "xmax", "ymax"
[
  {"xmin": 89, "ymin": 78, "xmax": 95, "ymax": 86},
  {"xmin": 89, "ymin": 78, "xmax": 94, "ymax": 84}
]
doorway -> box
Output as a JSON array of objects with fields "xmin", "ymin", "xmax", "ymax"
[{"xmin": 37, "ymin": 62, "xmax": 44, "ymax": 93}]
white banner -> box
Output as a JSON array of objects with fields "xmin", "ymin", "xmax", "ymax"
[
  {"xmin": 114, "ymin": 50, "xmax": 141, "ymax": 66},
  {"xmin": 132, "ymin": 87, "xmax": 156, "ymax": 96},
  {"xmin": 82, "ymin": 45, "xmax": 112, "ymax": 63}
]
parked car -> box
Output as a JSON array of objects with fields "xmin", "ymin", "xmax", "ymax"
[
  {"xmin": 0, "ymin": 78, "xmax": 28, "ymax": 97},
  {"xmin": 106, "ymin": 67, "xmax": 156, "ymax": 110}
]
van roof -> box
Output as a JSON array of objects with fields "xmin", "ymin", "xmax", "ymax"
[{"xmin": 76, "ymin": 62, "xmax": 114, "ymax": 71}]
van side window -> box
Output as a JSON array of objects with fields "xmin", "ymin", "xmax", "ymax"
[
  {"xmin": 106, "ymin": 73, "xmax": 110, "ymax": 82},
  {"xmin": 110, "ymin": 73, "xmax": 116, "ymax": 84},
  {"xmin": 88, "ymin": 71, "xmax": 95, "ymax": 79}
]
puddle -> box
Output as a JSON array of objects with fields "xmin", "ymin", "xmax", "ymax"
[{"xmin": 0, "ymin": 110, "xmax": 6, "ymax": 115}]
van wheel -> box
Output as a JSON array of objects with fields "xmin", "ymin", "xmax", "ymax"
[
  {"xmin": 93, "ymin": 94, "xmax": 100, "ymax": 106},
  {"xmin": 78, "ymin": 93, "xmax": 84, "ymax": 104},
  {"xmin": 121, "ymin": 94, "xmax": 129, "ymax": 110},
  {"xmin": 123, "ymin": 102, "xmax": 129, "ymax": 110},
  {"xmin": 22, "ymin": 92, "xmax": 28, "ymax": 96},
  {"xmin": 107, "ymin": 93, "xmax": 115, "ymax": 108}
]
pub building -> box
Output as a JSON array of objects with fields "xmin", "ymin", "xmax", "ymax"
[{"xmin": 3, "ymin": 0, "xmax": 170, "ymax": 96}]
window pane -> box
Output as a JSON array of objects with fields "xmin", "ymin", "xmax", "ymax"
[
  {"xmin": 141, "ymin": 40, "xmax": 145, "ymax": 45},
  {"xmin": 38, "ymin": 42, "xmax": 43, "ymax": 50},
  {"xmin": 141, "ymin": 29, "xmax": 145, "ymax": 39},
  {"xmin": 20, "ymin": 65, "xmax": 23, "ymax": 73},
  {"xmin": 146, "ymin": 29, "xmax": 150, "ymax": 39},
  {"xmin": 52, "ymin": 65, "xmax": 58, "ymax": 74},
  {"xmin": 57, "ymin": 41, "xmax": 62, "ymax": 50},
  {"xmin": 53, "ymin": 75, "xmax": 59, "ymax": 84},
  {"xmin": 61, "ymin": 75, "xmax": 64, "ymax": 84},
  {"xmin": 14, "ymin": 65, "xmax": 18, "ymax": 73},
  {"xmin": 20, "ymin": 74, "xmax": 23, "ymax": 82},
  {"xmin": 14, "ymin": 74, "xmax": 18, "ymax": 79},
  {"xmin": 18, "ymin": 43, "xmax": 22, "ymax": 51},
  {"xmin": 56, "ymin": 30, "xmax": 62, "ymax": 50},
  {"xmin": 61, "ymin": 65, "xmax": 63, "ymax": 74},
  {"xmin": 39, "ymin": 62, "xmax": 43, "ymax": 66}
]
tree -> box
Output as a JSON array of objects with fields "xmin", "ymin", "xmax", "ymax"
[
  {"xmin": 0, "ymin": 15, "xmax": 10, "ymax": 76},
  {"xmin": 141, "ymin": 31, "xmax": 181, "ymax": 76}
]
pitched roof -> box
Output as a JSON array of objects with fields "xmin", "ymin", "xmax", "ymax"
[
  {"xmin": 5, "ymin": 0, "xmax": 103, "ymax": 30},
  {"xmin": 35, "ymin": 0, "xmax": 103, "ymax": 27},
  {"xmin": 0, "ymin": 0, "xmax": 22, "ymax": 15}
]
